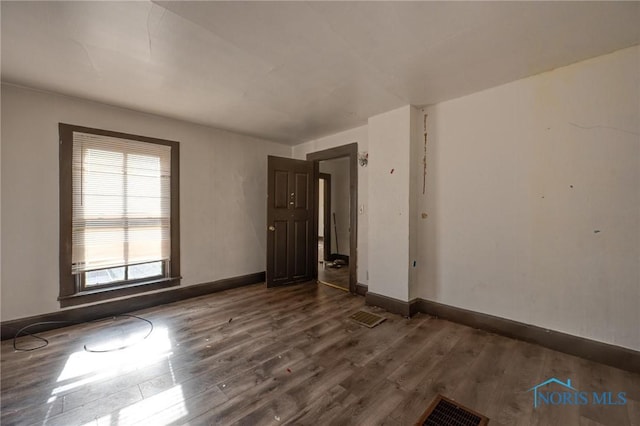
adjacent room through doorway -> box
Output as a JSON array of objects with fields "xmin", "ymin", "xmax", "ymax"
[
  {"xmin": 317, "ymin": 159, "xmax": 350, "ymax": 291},
  {"xmin": 307, "ymin": 143, "xmax": 358, "ymax": 294}
]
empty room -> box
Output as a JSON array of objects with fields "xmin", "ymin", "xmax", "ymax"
[{"xmin": 1, "ymin": 1, "xmax": 639, "ymax": 425}]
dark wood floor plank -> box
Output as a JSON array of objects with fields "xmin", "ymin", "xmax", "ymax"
[
  {"xmin": 0, "ymin": 393, "xmax": 64, "ymax": 426},
  {"xmin": 114, "ymin": 375, "xmax": 228, "ymax": 425},
  {"xmin": 318, "ymin": 262, "xmax": 350, "ymax": 291},
  {"xmin": 333, "ymin": 315, "xmax": 436, "ymax": 400},
  {"xmin": 386, "ymin": 319, "xmax": 469, "ymax": 392},
  {"xmin": 386, "ymin": 327, "xmax": 490, "ymax": 425},
  {"xmin": 450, "ymin": 332, "xmax": 519, "ymax": 412},
  {"xmin": 575, "ymin": 357, "xmax": 632, "ymax": 426},
  {"xmin": 2, "ymin": 281, "xmax": 639, "ymax": 426},
  {"xmin": 480, "ymin": 340, "xmax": 549, "ymax": 426},
  {"xmin": 185, "ymin": 359, "xmax": 322, "ymax": 425},
  {"xmin": 218, "ymin": 347, "xmax": 308, "ymax": 401},
  {"xmin": 286, "ymin": 384, "xmax": 352, "ymax": 425},
  {"xmin": 313, "ymin": 376, "xmax": 408, "ymax": 425},
  {"xmin": 626, "ymin": 399, "xmax": 640, "ymax": 426},
  {"xmin": 46, "ymin": 385, "xmax": 143, "ymax": 426},
  {"xmin": 527, "ymin": 349, "xmax": 582, "ymax": 426},
  {"xmin": 232, "ymin": 357, "xmax": 355, "ymax": 425}
]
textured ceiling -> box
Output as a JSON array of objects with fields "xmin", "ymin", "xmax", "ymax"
[{"xmin": 2, "ymin": 1, "xmax": 639, "ymax": 144}]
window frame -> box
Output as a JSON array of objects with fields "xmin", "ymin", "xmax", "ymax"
[
  {"xmin": 79, "ymin": 260, "xmax": 168, "ymax": 291},
  {"xmin": 59, "ymin": 123, "xmax": 180, "ymax": 307}
]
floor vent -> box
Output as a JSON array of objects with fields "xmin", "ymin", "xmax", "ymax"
[
  {"xmin": 349, "ymin": 310, "xmax": 385, "ymax": 328},
  {"xmin": 417, "ymin": 395, "xmax": 489, "ymax": 426}
]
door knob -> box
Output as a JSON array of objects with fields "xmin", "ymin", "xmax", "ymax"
[{"xmin": 268, "ymin": 225, "xmax": 276, "ymax": 231}]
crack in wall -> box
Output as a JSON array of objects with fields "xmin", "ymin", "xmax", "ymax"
[
  {"xmin": 568, "ymin": 122, "xmax": 639, "ymax": 136},
  {"xmin": 71, "ymin": 39, "xmax": 98, "ymax": 73},
  {"xmin": 146, "ymin": 6, "xmax": 154, "ymax": 59}
]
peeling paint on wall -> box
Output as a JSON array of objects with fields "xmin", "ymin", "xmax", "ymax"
[{"xmin": 423, "ymin": 113, "xmax": 428, "ymax": 195}]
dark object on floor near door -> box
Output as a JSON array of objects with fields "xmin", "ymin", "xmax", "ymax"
[{"xmin": 328, "ymin": 258, "xmax": 347, "ymax": 269}]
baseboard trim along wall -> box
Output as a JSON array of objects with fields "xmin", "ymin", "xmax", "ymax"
[
  {"xmin": 0, "ymin": 271, "xmax": 265, "ymax": 341},
  {"xmin": 365, "ymin": 291, "xmax": 412, "ymax": 317},
  {"xmin": 355, "ymin": 283, "xmax": 368, "ymax": 297},
  {"xmin": 364, "ymin": 291, "xmax": 640, "ymax": 374}
]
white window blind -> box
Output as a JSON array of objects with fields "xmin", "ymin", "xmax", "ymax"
[{"xmin": 72, "ymin": 132, "xmax": 171, "ymax": 274}]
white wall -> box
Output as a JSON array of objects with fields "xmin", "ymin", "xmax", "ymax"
[
  {"xmin": 409, "ymin": 106, "xmax": 423, "ymax": 301},
  {"xmin": 319, "ymin": 157, "xmax": 350, "ymax": 256},
  {"xmin": 368, "ymin": 106, "xmax": 413, "ymax": 302},
  {"xmin": 0, "ymin": 84, "xmax": 290, "ymax": 321},
  {"xmin": 418, "ymin": 46, "xmax": 640, "ymax": 350},
  {"xmin": 292, "ymin": 125, "xmax": 368, "ymax": 285},
  {"xmin": 0, "ymin": 83, "xmax": 2, "ymax": 322}
]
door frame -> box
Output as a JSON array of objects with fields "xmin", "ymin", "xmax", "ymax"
[
  {"xmin": 307, "ymin": 143, "xmax": 358, "ymax": 294},
  {"xmin": 318, "ymin": 173, "xmax": 332, "ymax": 262}
]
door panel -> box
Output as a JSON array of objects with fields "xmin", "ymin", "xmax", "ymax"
[
  {"xmin": 267, "ymin": 156, "xmax": 315, "ymax": 287},
  {"xmin": 274, "ymin": 171, "xmax": 289, "ymax": 209},
  {"xmin": 293, "ymin": 219, "xmax": 309, "ymax": 278},
  {"xmin": 273, "ymin": 220, "xmax": 288, "ymax": 280},
  {"xmin": 294, "ymin": 173, "xmax": 309, "ymax": 209}
]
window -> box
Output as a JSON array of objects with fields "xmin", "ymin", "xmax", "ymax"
[{"xmin": 59, "ymin": 124, "xmax": 180, "ymax": 307}]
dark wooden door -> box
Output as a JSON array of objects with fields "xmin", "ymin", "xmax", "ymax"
[{"xmin": 267, "ymin": 156, "xmax": 316, "ymax": 287}]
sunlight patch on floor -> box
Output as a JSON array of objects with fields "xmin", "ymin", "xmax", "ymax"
[
  {"xmin": 53, "ymin": 326, "xmax": 172, "ymax": 396},
  {"xmin": 115, "ymin": 385, "xmax": 188, "ymax": 425}
]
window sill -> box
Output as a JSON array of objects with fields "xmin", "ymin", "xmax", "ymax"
[{"xmin": 59, "ymin": 277, "xmax": 181, "ymax": 308}]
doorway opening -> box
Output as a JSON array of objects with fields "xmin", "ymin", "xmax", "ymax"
[
  {"xmin": 317, "ymin": 164, "xmax": 349, "ymax": 291},
  {"xmin": 307, "ymin": 143, "xmax": 357, "ymax": 293}
]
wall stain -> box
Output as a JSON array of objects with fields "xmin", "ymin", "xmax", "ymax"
[{"xmin": 568, "ymin": 122, "xmax": 639, "ymax": 136}]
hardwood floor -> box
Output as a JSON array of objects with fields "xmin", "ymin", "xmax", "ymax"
[
  {"xmin": 318, "ymin": 262, "xmax": 350, "ymax": 291},
  {"xmin": 318, "ymin": 239, "xmax": 350, "ymax": 290},
  {"xmin": 1, "ymin": 282, "xmax": 638, "ymax": 425}
]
